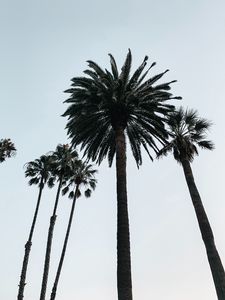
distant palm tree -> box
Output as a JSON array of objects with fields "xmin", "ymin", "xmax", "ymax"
[
  {"xmin": 63, "ymin": 50, "xmax": 181, "ymax": 300},
  {"xmin": 0, "ymin": 138, "xmax": 16, "ymax": 162},
  {"xmin": 17, "ymin": 155, "xmax": 55, "ymax": 300},
  {"xmin": 50, "ymin": 160, "xmax": 97, "ymax": 300},
  {"xmin": 158, "ymin": 107, "xmax": 225, "ymax": 300},
  {"xmin": 39, "ymin": 144, "xmax": 78, "ymax": 300}
]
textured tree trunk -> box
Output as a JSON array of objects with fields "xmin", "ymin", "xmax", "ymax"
[
  {"xmin": 181, "ymin": 159, "xmax": 225, "ymax": 300},
  {"xmin": 39, "ymin": 176, "xmax": 63, "ymax": 300},
  {"xmin": 17, "ymin": 177, "xmax": 44, "ymax": 300},
  {"xmin": 50, "ymin": 184, "xmax": 79, "ymax": 300},
  {"xmin": 115, "ymin": 128, "xmax": 133, "ymax": 300}
]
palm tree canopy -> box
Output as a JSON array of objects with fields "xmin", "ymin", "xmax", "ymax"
[
  {"xmin": 49, "ymin": 144, "xmax": 78, "ymax": 178},
  {"xmin": 24, "ymin": 155, "xmax": 56, "ymax": 188},
  {"xmin": 157, "ymin": 107, "xmax": 214, "ymax": 163},
  {"xmin": 0, "ymin": 138, "xmax": 16, "ymax": 163},
  {"xmin": 63, "ymin": 50, "xmax": 181, "ymax": 167},
  {"xmin": 62, "ymin": 159, "xmax": 97, "ymax": 199}
]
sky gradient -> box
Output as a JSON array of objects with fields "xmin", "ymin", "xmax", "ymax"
[{"xmin": 1, "ymin": 1, "xmax": 225, "ymax": 299}]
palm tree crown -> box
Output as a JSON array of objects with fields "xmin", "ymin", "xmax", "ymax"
[
  {"xmin": 50, "ymin": 144, "xmax": 78, "ymax": 178},
  {"xmin": 63, "ymin": 49, "xmax": 181, "ymax": 166},
  {"xmin": 158, "ymin": 107, "xmax": 214, "ymax": 162},
  {"xmin": 25, "ymin": 154, "xmax": 56, "ymax": 188},
  {"xmin": 62, "ymin": 159, "xmax": 97, "ymax": 199},
  {"xmin": 0, "ymin": 138, "xmax": 16, "ymax": 163}
]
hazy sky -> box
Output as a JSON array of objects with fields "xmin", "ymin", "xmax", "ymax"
[{"xmin": 1, "ymin": 1, "xmax": 225, "ymax": 299}]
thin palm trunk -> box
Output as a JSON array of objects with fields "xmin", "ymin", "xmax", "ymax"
[
  {"xmin": 50, "ymin": 184, "xmax": 79, "ymax": 300},
  {"xmin": 39, "ymin": 175, "xmax": 63, "ymax": 300},
  {"xmin": 115, "ymin": 128, "xmax": 132, "ymax": 300},
  {"xmin": 18, "ymin": 177, "xmax": 44, "ymax": 300},
  {"xmin": 181, "ymin": 159, "xmax": 225, "ymax": 300}
]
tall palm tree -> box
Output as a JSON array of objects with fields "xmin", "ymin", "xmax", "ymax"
[
  {"xmin": 39, "ymin": 144, "xmax": 78, "ymax": 300},
  {"xmin": 18, "ymin": 155, "xmax": 55, "ymax": 300},
  {"xmin": 50, "ymin": 160, "xmax": 97, "ymax": 300},
  {"xmin": 157, "ymin": 107, "xmax": 225, "ymax": 300},
  {"xmin": 63, "ymin": 50, "xmax": 181, "ymax": 300},
  {"xmin": 0, "ymin": 138, "xmax": 16, "ymax": 162}
]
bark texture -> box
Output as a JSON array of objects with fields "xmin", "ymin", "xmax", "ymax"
[
  {"xmin": 182, "ymin": 159, "xmax": 225, "ymax": 300},
  {"xmin": 18, "ymin": 179, "xmax": 44, "ymax": 300},
  {"xmin": 115, "ymin": 128, "xmax": 133, "ymax": 300},
  {"xmin": 50, "ymin": 184, "xmax": 79, "ymax": 300},
  {"xmin": 39, "ymin": 177, "xmax": 63, "ymax": 300}
]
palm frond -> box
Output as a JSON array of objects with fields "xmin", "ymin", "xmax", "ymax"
[
  {"xmin": 68, "ymin": 190, "xmax": 74, "ymax": 199},
  {"xmin": 157, "ymin": 142, "xmax": 174, "ymax": 158},
  {"xmin": 84, "ymin": 188, "xmax": 92, "ymax": 198},
  {"xmin": 62, "ymin": 186, "xmax": 69, "ymax": 196},
  {"xmin": 108, "ymin": 53, "xmax": 119, "ymax": 79},
  {"xmin": 47, "ymin": 176, "xmax": 56, "ymax": 188},
  {"xmin": 127, "ymin": 55, "xmax": 148, "ymax": 89},
  {"xmin": 28, "ymin": 177, "xmax": 40, "ymax": 186},
  {"xmin": 119, "ymin": 49, "xmax": 132, "ymax": 87},
  {"xmin": 197, "ymin": 140, "xmax": 214, "ymax": 150},
  {"xmin": 86, "ymin": 60, "xmax": 106, "ymax": 79},
  {"xmin": 137, "ymin": 62, "xmax": 156, "ymax": 85}
]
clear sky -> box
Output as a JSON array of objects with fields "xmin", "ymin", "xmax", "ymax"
[{"xmin": 1, "ymin": 0, "xmax": 225, "ymax": 299}]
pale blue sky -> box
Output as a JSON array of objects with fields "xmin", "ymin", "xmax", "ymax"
[{"xmin": 1, "ymin": 1, "xmax": 225, "ymax": 299}]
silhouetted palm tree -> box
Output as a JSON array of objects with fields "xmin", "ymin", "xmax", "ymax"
[
  {"xmin": 0, "ymin": 138, "xmax": 16, "ymax": 162},
  {"xmin": 39, "ymin": 144, "xmax": 78, "ymax": 300},
  {"xmin": 158, "ymin": 107, "xmax": 225, "ymax": 300},
  {"xmin": 63, "ymin": 50, "xmax": 180, "ymax": 300},
  {"xmin": 18, "ymin": 155, "xmax": 55, "ymax": 300},
  {"xmin": 50, "ymin": 160, "xmax": 97, "ymax": 300}
]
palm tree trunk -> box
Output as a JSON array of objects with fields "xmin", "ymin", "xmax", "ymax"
[
  {"xmin": 17, "ymin": 177, "xmax": 44, "ymax": 300},
  {"xmin": 181, "ymin": 159, "xmax": 225, "ymax": 300},
  {"xmin": 39, "ymin": 176, "xmax": 63, "ymax": 300},
  {"xmin": 50, "ymin": 184, "xmax": 79, "ymax": 300},
  {"xmin": 115, "ymin": 128, "xmax": 133, "ymax": 300}
]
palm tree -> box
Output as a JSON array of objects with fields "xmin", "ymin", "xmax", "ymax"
[
  {"xmin": 39, "ymin": 144, "xmax": 78, "ymax": 300},
  {"xmin": 50, "ymin": 160, "xmax": 97, "ymax": 300},
  {"xmin": 63, "ymin": 50, "xmax": 181, "ymax": 300},
  {"xmin": 0, "ymin": 138, "xmax": 16, "ymax": 162},
  {"xmin": 18, "ymin": 155, "xmax": 55, "ymax": 300},
  {"xmin": 157, "ymin": 107, "xmax": 225, "ymax": 300}
]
